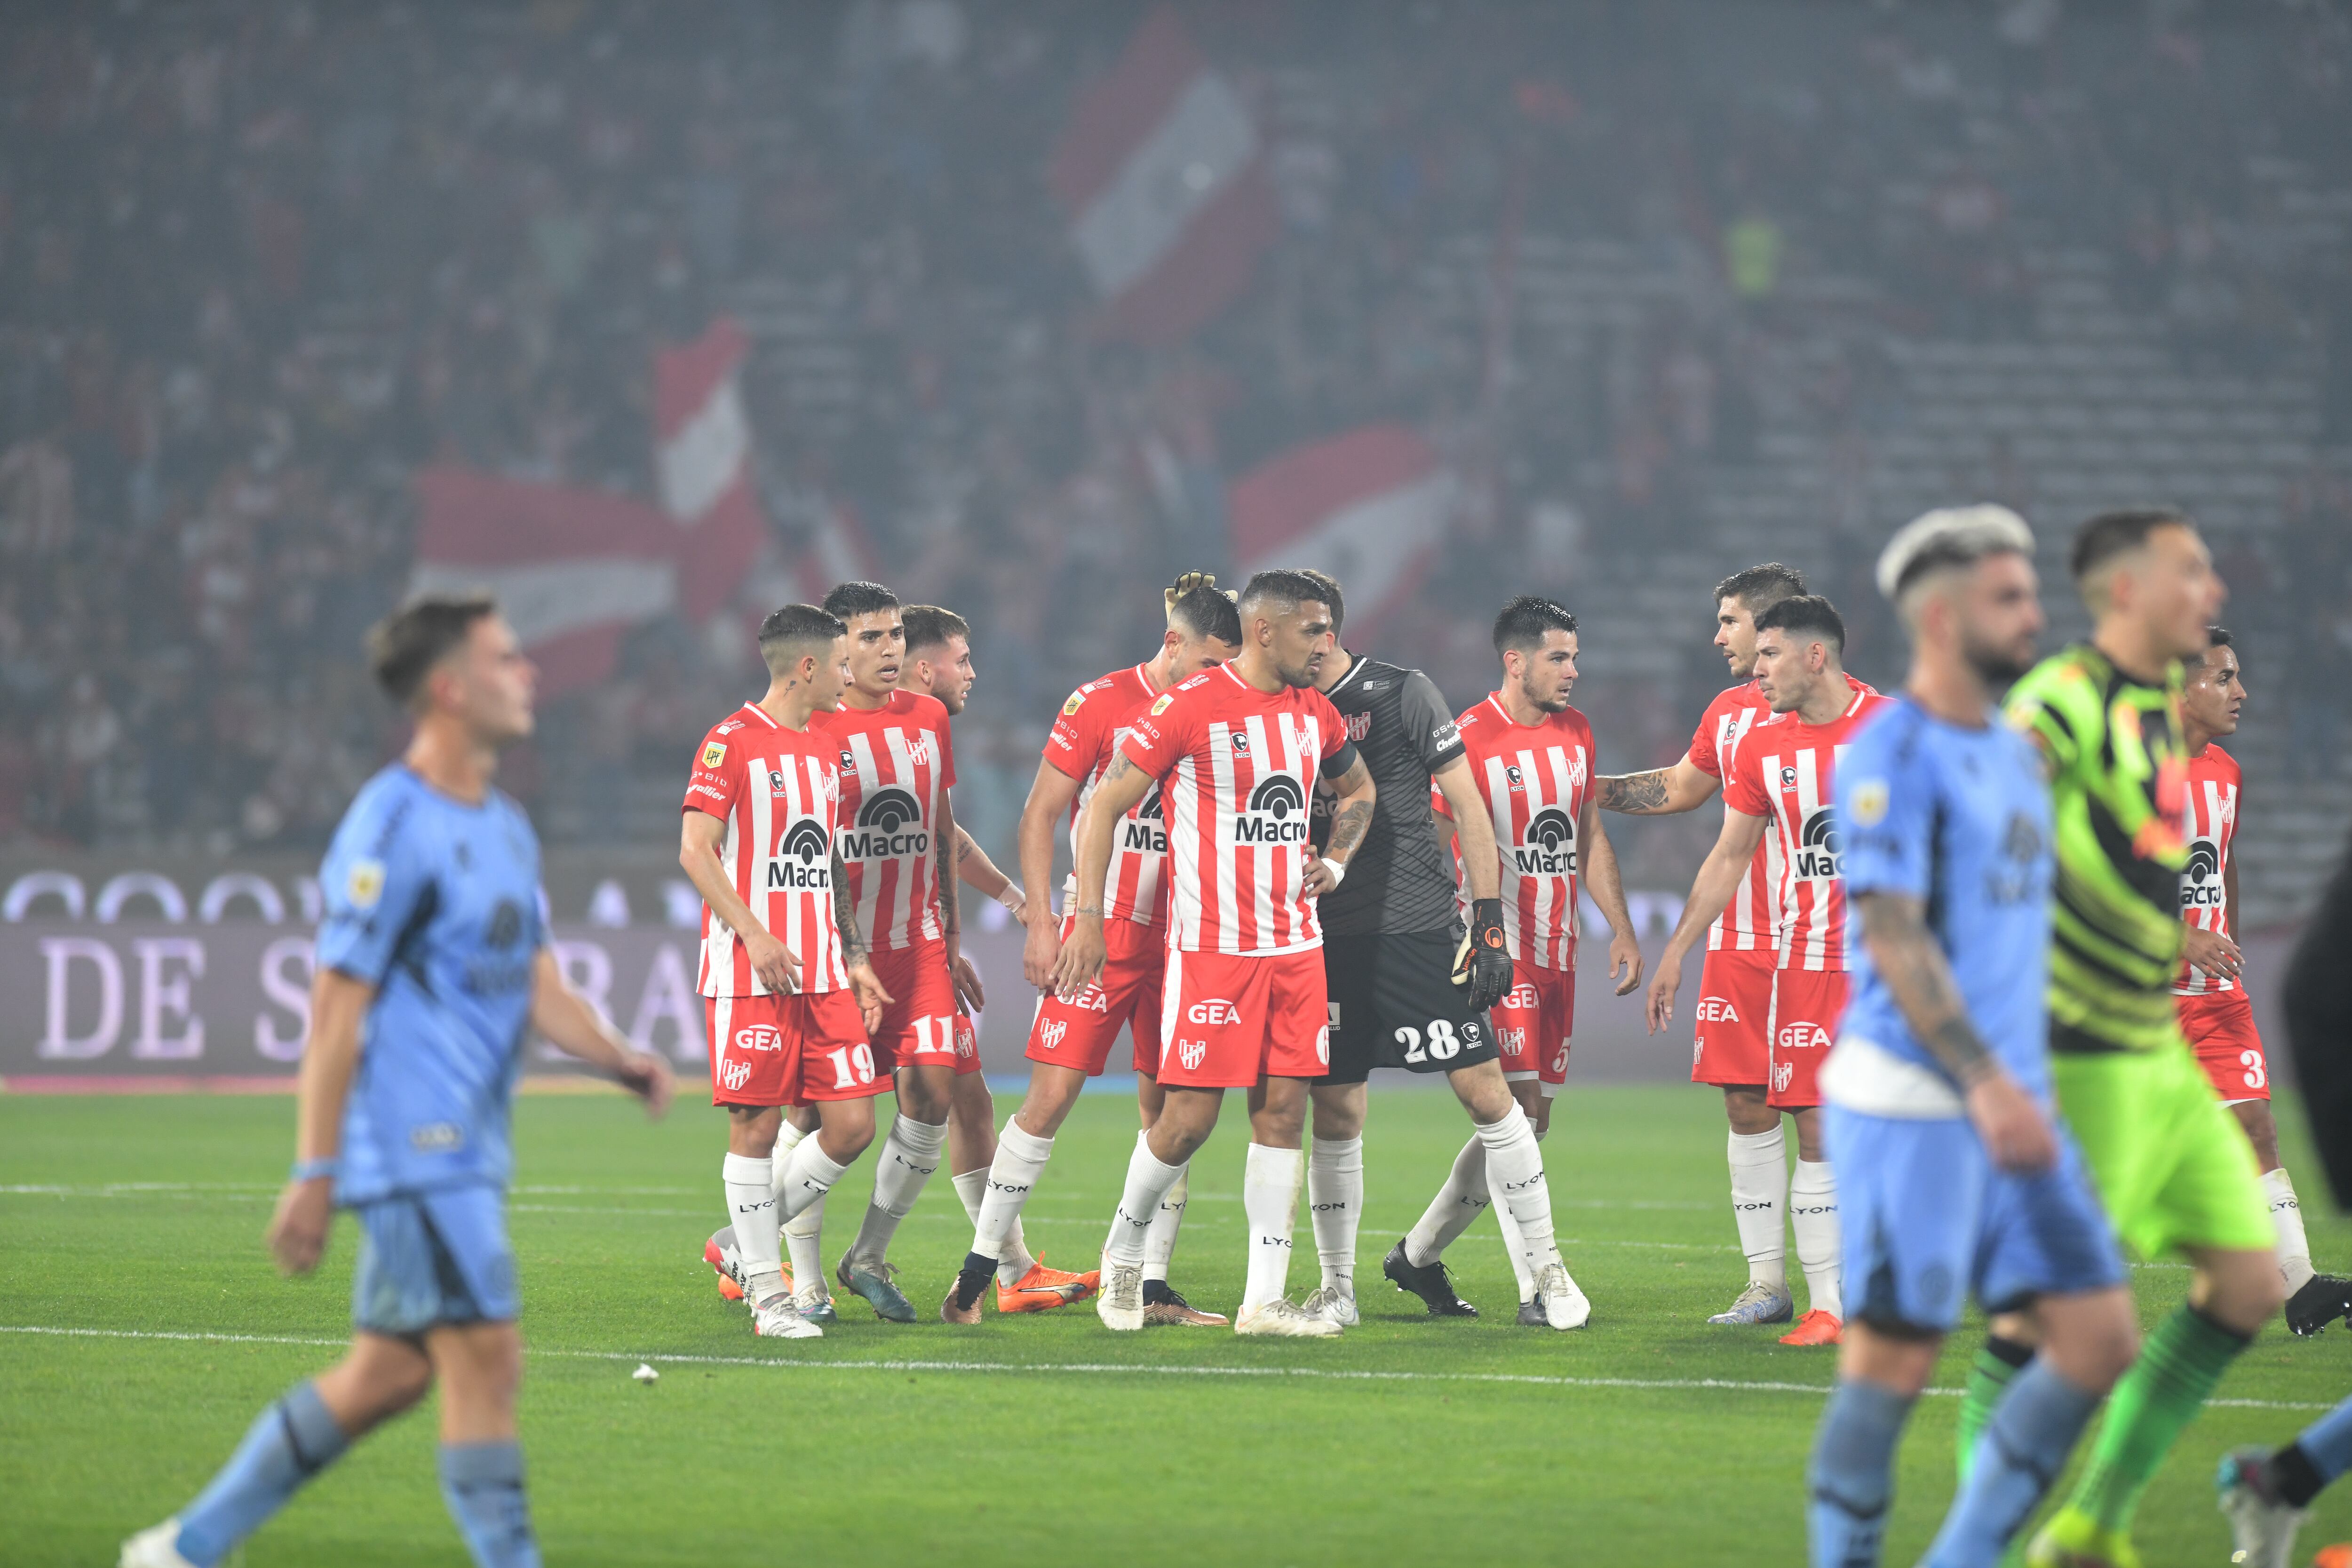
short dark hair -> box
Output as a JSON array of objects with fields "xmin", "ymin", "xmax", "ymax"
[
  {"xmin": 2070, "ymin": 508, "xmax": 2192, "ymax": 585},
  {"xmin": 901, "ymin": 605, "xmax": 970, "ymax": 656},
  {"xmin": 822, "ymin": 580, "xmax": 900, "ymax": 621},
  {"xmin": 1714, "ymin": 562, "xmax": 1808, "ymax": 617},
  {"xmin": 1238, "ymin": 569, "xmax": 1335, "ymax": 620},
  {"xmin": 1492, "ymin": 596, "xmax": 1578, "ymax": 656},
  {"xmin": 1754, "ymin": 594, "xmax": 1845, "ymax": 654},
  {"xmin": 2205, "ymin": 625, "xmax": 2232, "ymax": 651},
  {"xmin": 1297, "ymin": 569, "xmax": 1346, "ymax": 632},
  {"xmin": 1170, "ymin": 584, "xmax": 1243, "ymax": 645},
  {"xmin": 367, "ymin": 592, "xmax": 499, "ymax": 708},
  {"xmin": 757, "ymin": 604, "xmax": 846, "ymax": 673}
]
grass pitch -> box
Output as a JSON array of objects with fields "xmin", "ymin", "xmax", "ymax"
[{"xmin": 4, "ymin": 1084, "xmax": 2349, "ymax": 1566}]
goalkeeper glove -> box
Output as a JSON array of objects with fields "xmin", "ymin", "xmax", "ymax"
[{"xmin": 1452, "ymin": 898, "xmax": 1513, "ymax": 1013}]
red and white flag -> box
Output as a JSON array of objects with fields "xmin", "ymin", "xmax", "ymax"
[
  {"xmin": 1048, "ymin": 8, "xmax": 1277, "ymax": 344},
  {"xmin": 408, "ymin": 466, "xmax": 677, "ymax": 695},
  {"xmin": 653, "ymin": 316, "xmax": 765, "ymax": 617},
  {"xmin": 1228, "ymin": 425, "xmax": 1457, "ymax": 636}
]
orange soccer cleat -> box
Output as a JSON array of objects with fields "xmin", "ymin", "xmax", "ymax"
[
  {"xmin": 1778, "ymin": 1309, "xmax": 1843, "ymax": 1346},
  {"xmin": 705, "ymin": 1228, "xmax": 788, "ymax": 1304},
  {"xmin": 996, "ymin": 1256, "xmax": 1100, "ymax": 1313}
]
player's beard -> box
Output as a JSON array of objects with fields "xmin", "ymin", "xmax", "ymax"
[
  {"xmin": 1517, "ymin": 674, "xmax": 1569, "ymax": 715},
  {"xmin": 1960, "ymin": 628, "xmax": 2036, "ymax": 687}
]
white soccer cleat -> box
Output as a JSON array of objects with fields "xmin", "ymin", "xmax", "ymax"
[
  {"xmin": 1234, "ymin": 1298, "xmax": 1343, "ymax": 1337},
  {"xmin": 793, "ymin": 1279, "xmax": 837, "ymax": 1327},
  {"xmin": 2216, "ymin": 1449, "xmax": 2307, "ymax": 1568},
  {"xmin": 753, "ymin": 1290, "xmax": 823, "ymax": 1340},
  {"xmin": 1097, "ymin": 1257, "xmax": 1145, "ymax": 1331},
  {"xmin": 1301, "ymin": 1285, "xmax": 1359, "ymax": 1328},
  {"xmin": 1535, "ymin": 1263, "xmax": 1590, "ymax": 1330},
  {"xmin": 119, "ymin": 1521, "xmax": 199, "ymax": 1568},
  {"xmin": 1707, "ymin": 1279, "xmax": 1794, "ymax": 1326}
]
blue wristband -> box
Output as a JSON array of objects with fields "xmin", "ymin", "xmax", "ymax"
[{"xmin": 291, "ymin": 1157, "xmax": 339, "ymax": 1182}]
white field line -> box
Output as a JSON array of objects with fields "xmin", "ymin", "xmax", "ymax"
[
  {"xmin": 1, "ymin": 1324, "xmax": 2336, "ymax": 1411},
  {"xmin": 0, "ymin": 1183, "xmax": 1708, "ymax": 1211}
]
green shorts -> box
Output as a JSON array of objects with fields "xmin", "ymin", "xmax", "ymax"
[{"xmin": 2050, "ymin": 1045, "xmax": 2275, "ymax": 1260}]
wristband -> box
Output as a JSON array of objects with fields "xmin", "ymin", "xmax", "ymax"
[
  {"xmin": 1319, "ymin": 857, "xmax": 1347, "ymax": 890},
  {"xmin": 996, "ymin": 885, "xmax": 1025, "ymax": 914},
  {"xmin": 291, "ymin": 1157, "xmax": 339, "ymax": 1182}
]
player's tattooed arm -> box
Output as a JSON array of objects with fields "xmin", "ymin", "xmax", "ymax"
[
  {"xmin": 1594, "ymin": 755, "xmax": 1720, "ymax": 815},
  {"xmin": 935, "ymin": 794, "xmax": 961, "ymax": 939},
  {"xmin": 831, "ymin": 846, "xmax": 867, "ymax": 966},
  {"xmin": 1854, "ymin": 892, "xmax": 1994, "ymax": 1085},
  {"xmin": 1320, "ymin": 756, "xmax": 1376, "ymax": 865}
]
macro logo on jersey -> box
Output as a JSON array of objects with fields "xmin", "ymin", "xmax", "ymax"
[
  {"xmin": 1235, "ymin": 773, "xmax": 1310, "ymax": 844},
  {"xmin": 1458, "ymin": 694, "xmax": 1595, "ymax": 970},
  {"xmin": 839, "ymin": 785, "xmax": 927, "ymax": 861},
  {"xmin": 1126, "ymin": 781, "xmax": 1169, "ymax": 854},
  {"xmin": 1729, "ymin": 687, "xmax": 1885, "ymax": 973},
  {"xmin": 824, "ymin": 690, "xmax": 955, "ymax": 950},
  {"xmin": 1513, "ymin": 806, "xmax": 1577, "ymax": 877},
  {"xmin": 689, "ymin": 704, "xmax": 851, "ymax": 999},
  {"xmin": 769, "ymin": 819, "xmax": 833, "ymax": 891},
  {"xmin": 1793, "ymin": 808, "xmax": 1841, "ymax": 879},
  {"xmin": 2184, "ymin": 838, "xmax": 2222, "ymax": 905}
]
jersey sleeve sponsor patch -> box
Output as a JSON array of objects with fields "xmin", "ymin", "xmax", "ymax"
[
  {"xmin": 1064, "ymin": 690, "xmax": 1087, "ymax": 716},
  {"xmin": 347, "ymin": 857, "xmax": 386, "ymax": 909},
  {"xmin": 1150, "ymin": 692, "xmax": 1175, "ymax": 716},
  {"xmin": 701, "ymin": 740, "xmax": 727, "ymax": 769}
]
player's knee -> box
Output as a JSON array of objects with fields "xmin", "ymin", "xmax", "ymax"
[{"xmin": 727, "ymin": 1105, "xmax": 785, "ymax": 1157}]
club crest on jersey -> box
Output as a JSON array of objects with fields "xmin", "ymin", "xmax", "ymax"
[
  {"xmin": 840, "ymin": 786, "xmax": 929, "ymax": 860},
  {"xmin": 768, "ymin": 819, "xmax": 833, "ymax": 891},
  {"xmin": 1177, "ymin": 1038, "xmax": 1208, "ymax": 1070},
  {"xmin": 1794, "ymin": 808, "xmax": 1842, "ymax": 879},
  {"xmin": 1037, "ymin": 1019, "xmax": 1068, "ymax": 1051},
  {"xmin": 1233, "ymin": 773, "xmax": 1309, "ymax": 844},
  {"xmin": 1772, "ymin": 1059, "xmax": 1794, "ymax": 1094},
  {"xmin": 1345, "ymin": 711, "xmax": 1371, "ymax": 742},
  {"xmin": 1513, "ymin": 807, "xmax": 1577, "ymax": 876},
  {"xmin": 702, "ymin": 740, "xmax": 728, "ymax": 770},
  {"xmin": 1497, "ymin": 1025, "xmax": 1526, "ymax": 1054},
  {"xmin": 722, "ymin": 1058, "xmax": 754, "ymax": 1092}
]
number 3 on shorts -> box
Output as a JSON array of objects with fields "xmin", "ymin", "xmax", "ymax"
[
  {"xmin": 826, "ymin": 1043, "xmax": 878, "ymax": 1090},
  {"xmin": 2239, "ymin": 1049, "xmax": 2265, "ymax": 1091}
]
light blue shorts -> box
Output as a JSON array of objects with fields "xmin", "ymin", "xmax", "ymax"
[{"xmin": 350, "ymin": 1184, "xmax": 517, "ymax": 1337}]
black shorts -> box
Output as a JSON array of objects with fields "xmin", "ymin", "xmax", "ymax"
[{"xmin": 1317, "ymin": 929, "xmax": 1500, "ymax": 1084}]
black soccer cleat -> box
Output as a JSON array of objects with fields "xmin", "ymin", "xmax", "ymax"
[
  {"xmin": 1383, "ymin": 1239, "xmax": 1478, "ymax": 1317},
  {"xmin": 2285, "ymin": 1274, "xmax": 2352, "ymax": 1337},
  {"xmin": 1516, "ymin": 1297, "xmax": 1545, "ymax": 1328}
]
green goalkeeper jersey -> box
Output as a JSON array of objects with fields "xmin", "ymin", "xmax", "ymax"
[{"xmin": 2002, "ymin": 641, "xmax": 2193, "ymax": 1055}]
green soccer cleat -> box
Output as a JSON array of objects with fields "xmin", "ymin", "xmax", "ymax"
[
  {"xmin": 2024, "ymin": 1504, "xmax": 2143, "ymax": 1568},
  {"xmin": 835, "ymin": 1255, "xmax": 916, "ymax": 1323}
]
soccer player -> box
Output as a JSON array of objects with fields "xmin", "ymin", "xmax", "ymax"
[
  {"xmin": 1375, "ymin": 593, "xmax": 1642, "ymax": 1326},
  {"xmin": 1995, "ymin": 509, "xmax": 2285, "ymax": 1568},
  {"xmin": 1056, "ymin": 569, "xmax": 1375, "ymax": 1337},
  {"xmin": 1596, "ymin": 564, "xmax": 1874, "ymax": 1330},
  {"xmin": 2173, "ymin": 626, "xmax": 2352, "ymax": 1334},
  {"xmin": 121, "ymin": 595, "xmax": 673, "ymax": 1568},
  {"xmin": 945, "ymin": 581, "xmax": 1242, "ymax": 1326},
  {"xmin": 1801, "ymin": 507, "xmax": 2137, "ymax": 1568},
  {"xmin": 1646, "ymin": 594, "xmax": 1888, "ymax": 1346}
]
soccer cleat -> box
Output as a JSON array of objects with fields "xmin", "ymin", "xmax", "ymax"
[
  {"xmin": 119, "ymin": 1521, "xmax": 199, "ymax": 1568},
  {"xmin": 1234, "ymin": 1298, "xmax": 1344, "ymax": 1337},
  {"xmin": 836, "ymin": 1254, "xmax": 917, "ymax": 1323},
  {"xmin": 793, "ymin": 1280, "xmax": 837, "ymax": 1327},
  {"xmin": 1097, "ymin": 1256, "xmax": 1146, "ymax": 1330},
  {"xmin": 2285, "ymin": 1273, "xmax": 2352, "ymax": 1337},
  {"xmin": 942, "ymin": 1263, "xmax": 992, "ymax": 1325},
  {"xmin": 1778, "ymin": 1308, "xmax": 1843, "ymax": 1346},
  {"xmin": 1534, "ymin": 1263, "xmax": 1591, "ymax": 1330},
  {"xmin": 1302, "ymin": 1285, "xmax": 1360, "ymax": 1328},
  {"xmin": 1707, "ymin": 1280, "xmax": 1795, "ymax": 1326},
  {"xmin": 2216, "ymin": 1448, "xmax": 2308, "ymax": 1568},
  {"xmin": 1516, "ymin": 1297, "xmax": 1544, "ymax": 1327},
  {"xmin": 705, "ymin": 1226, "xmax": 781, "ymax": 1304},
  {"xmin": 1143, "ymin": 1282, "xmax": 1229, "ymax": 1326},
  {"xmin": 2023, "ymin": 1504, "xmax": 2143, "ymax": 1568},
  {"xmin": 1381, "ymin": 1239, "xmax": 1478, "ymax": 1317},
  {"xmin": 996, "ymin": 1255, "xmax": 1100, "ymax": 1314},
  {"xmin": 753, "ymin": 1290, "xmax": 822, "ymax": 1340}
]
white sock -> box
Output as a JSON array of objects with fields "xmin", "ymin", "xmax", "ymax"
[
  {"xmin": 1790, "ymin": 1159, "xmax": 1841, "ymax": 1318},
  {"xmin": 1104, "ymin": 1135, "xmax": 1188, "ymax": 1266},
  {"xmin": 2266, "ymin": 1167, "xmax": 2316, "ymax": 1295},
  {"xmin": 1491, "ymin": 1173, "xmax": 1536, "ymax": 1303},
  {"xmin": 723, "ymin": 1152, "xmax": 783, "ymax": 1297},
  {"xmin": 1144, "ymin": 1156, "xmax": 1189, "ymax": 1284},
  {"xmin": 1727, "ymin": 1127, "xmax": 1789, "ymax": 1288},
  {"xmin": 764, "ymin": 1120, "xmax": 809, "ymax": 1204},
  {"xmin": 1243, "ymin": 1142, "xmax": 1306, "ymax": 1313},
  {"xmin": 784, "ymin": 1195, "xmax": 825, "ymax": 1288},
  {"xmin": 1477, "ymin": 1105, "xmax": 1561, "ymax": 1278},
  {"xmin": 1404, "ymin": 1136, "xmax": 1489, "ymax": 1267},
  {"xmin": 973, "ymin": 1124, "xmax": 1053, "ymax": 1286},
  {"xmin": 850, "ymin": 1115, "xmax": 947, "ymax": 1267},
  {"xmin": 1308, "ymin": 1136, "xmax": 1363, "ymax": 1295},
  {"xmin": 955, "ymin": 1164, "xmax": 1037, "ymax": 1280},
  {"xmin": 778, "ymin": 1135, "xmax": 849, "ymax": 1223}
]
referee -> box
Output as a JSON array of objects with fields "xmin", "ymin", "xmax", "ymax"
[{"xmin": 1294, "ymin": 570, "xmax": 1589, "ymax": 1330}]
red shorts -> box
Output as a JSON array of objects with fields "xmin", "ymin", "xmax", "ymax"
[
  {"xmin": 1027, "ymin": 915, "xmax": 1167, "ymax": 1077},
  {"xmin": 1492, "ymin": 958, "xmax": 1576, "ymax": 1092},
  {"xmin": 1691, "ymin": 946, "xmax": 1776, "ymax": 1088},
  {"xmin": 2178, "ymin": 989, "xmax": 2270, "ymax": 1102},
  {"xmin": 866, "ymin": 939, "xmax": 977, "ymax": 1076},
  {"xmin": 1156, "ymin": 947, "xmax": 1329, "ymax": 1090},
  {"xmin": 706, "ymin": 990, "xmax": 882, "ymax": 1106},
  {"xmin": 1767, "ymin": 968, "xmax": 1847, "ymax": 1110}
]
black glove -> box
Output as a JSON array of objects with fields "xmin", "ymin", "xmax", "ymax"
[{"xmin": 1453, "ymin": 898, "xmax": 1514, "ymax": 1013}]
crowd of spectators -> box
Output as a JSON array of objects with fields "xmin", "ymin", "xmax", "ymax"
[{"xmin": 2, "ymin": 0, "xmax": 2347, "ymax": 876}]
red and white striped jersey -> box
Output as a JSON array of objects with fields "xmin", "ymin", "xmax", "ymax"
[
  {"xmin": 814, "ymin": 689, "xmax": 957, "ymax": 952},
  {"xmin": 2175, "ymin": 744, "xmax": 2241, "ymax": 996},
  {"xmin": 1448, "ymin": 694, "xmax": 1594, "ymax": 971},
  {"xmin": 1045, "ymin": 664, "xmax": 1169, "ymax": 926},
  {"xmin": 684, "ymin": 703, "xmax": 849, "ymax": 999},
  {"xmin": 1120, "ymin": 664, "xmax": 1357, "ymax": 956},
  {"xmin": 1689, "ymin": 682, "xmax": 1779, "ymax": 953},
  {"xmin": 1723, "ymin": 686, "xmax": 1890, "ymax": 973}
]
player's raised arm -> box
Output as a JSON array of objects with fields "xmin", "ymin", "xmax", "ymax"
[
  {"xmin": 1580, "ymin": 795, "xmax": 1645, "ymax": 995},
  {"xmin": 1304, "ymin": 752, "xmax": 1375, "ymax": 895},
  {"xmin": 1052, "ymin": 749, "xmax": 1156, "ymax": 997},
  {"xmin": 1593, "ymin": 752, "xmax": 1722, "ymax": 815},
  {"xmin": 1644, "ymin": 806, "xmax": 1769, "ymax": 1033},
  {"xmin": 1016, "ymin": 757, "xmax": 1082, "ymax": 987},
  {"xmin": 527, "ymin": 948, "xmax": 673, "ymax": 1116},
  {"xmin": 679, "ymin": 795, "xmax": 801, "ymax": 996}
]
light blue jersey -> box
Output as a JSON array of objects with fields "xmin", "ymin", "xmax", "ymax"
[
  {"xmin": 1836, "ymin": 697, "xmax": 2055, "ymax": 1099},
  {"xmin": 315, "ymin": 764, "xmax": 544, "ymax": 1209}
]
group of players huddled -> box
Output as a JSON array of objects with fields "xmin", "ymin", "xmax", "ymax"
[{"xmin": 124, "ymin": 505, "xmax": 2350, "ymax": 1568}]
